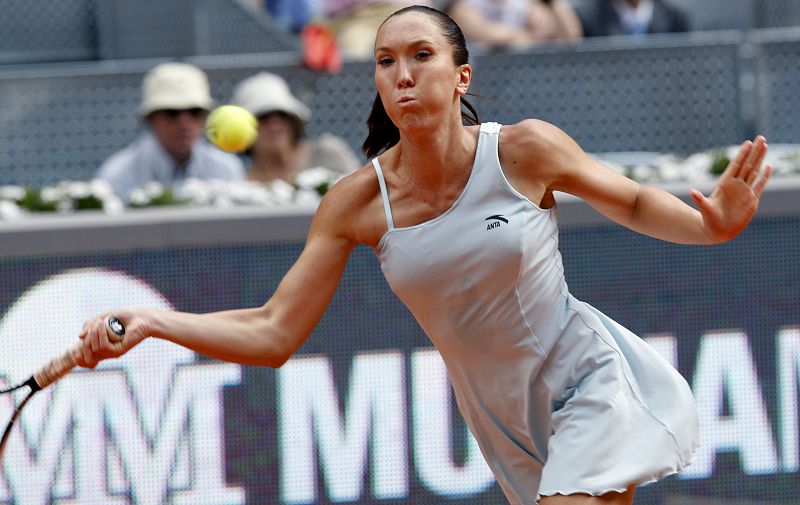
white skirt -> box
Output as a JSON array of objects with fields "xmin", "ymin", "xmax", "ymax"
[{"xmin": 536, "ymin": 303, "xmax": 699, "ymax": 499}]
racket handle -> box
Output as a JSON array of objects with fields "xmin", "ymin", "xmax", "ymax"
[
  {"xmin": 31, "ymin": 343, "xmax": 82, "ymax": 391},
  {"xmin": 31, "ymin": 316, "xmax": 126, "ymax": 391}
]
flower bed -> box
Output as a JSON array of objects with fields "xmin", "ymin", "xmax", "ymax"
[
  {"xmin": 0, "ymin": 167, "xmax": 339, "ymax": 220},
  {"xmin": 1, "ymin": 147, "xmax": 798, "ymax": 220}
]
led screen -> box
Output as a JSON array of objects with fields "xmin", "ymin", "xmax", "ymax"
[{"xmin": 0, "ymin": 214, "xmax": 798, "ymax": 504}]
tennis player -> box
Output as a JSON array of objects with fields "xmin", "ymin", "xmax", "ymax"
[{"xmin": 79, "ymin": 5, "xmax": 772, "ymax": 504}]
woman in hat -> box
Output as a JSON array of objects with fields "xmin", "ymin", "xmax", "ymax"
[{"xmin": 232, "ymin": 72, "xmax": 360, "ymax": 184}]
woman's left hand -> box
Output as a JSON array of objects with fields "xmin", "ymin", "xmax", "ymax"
[{"xmin": 689, "ymin": 135, "xmax": 773, "ymax": 243}]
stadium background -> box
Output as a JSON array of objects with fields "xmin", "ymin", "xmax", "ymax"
[{"xmin": 1, "ymin": 1, "xmax": 800, "ymax": 504}]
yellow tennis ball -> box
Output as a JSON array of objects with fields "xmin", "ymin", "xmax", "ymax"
[{"xmin": 205, "ymin": 105, "xmax": 258, "ymax": 152}]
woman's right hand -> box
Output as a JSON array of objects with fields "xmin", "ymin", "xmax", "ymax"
[
  {"xmin": 76, "ymin": 309, "xmax": 153, "ymax": 368},
  {"xmin": 71, "ymin": 169, "xmax": 361, "ymax": 370}
]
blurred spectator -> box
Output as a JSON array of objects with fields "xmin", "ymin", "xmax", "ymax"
[
  {"xmin": 576, "ymin": 0, "xmax": 689, "ymax": 37},
  {"xmin": 319, "ymin": 1, "xmax": 431, "ymax": 58},
  {"xmin": 302, "ymin": 22, "xmax": 343, "ymax": 73},
  {"xmin": 97, "ymin": 63, "xmax": 245, "ymax": 201},
  {"xmin": 447, "ymin": 0, "xmax": 582, "ymax": 49},
  {"xmin": 264, "ymin": 0, "xmax": 320, "ymax": 32},
  {"xmin": 232, "ymin": 72, "xmax": 361, "ymax": 184}
]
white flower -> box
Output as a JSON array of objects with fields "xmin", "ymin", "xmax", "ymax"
[
  {"xmin": 40, "ymin": 186, "xmax": 61, "ymax": 203},
  {"xmin": 142, "ymin": 181, "xmax": 166, "ymax": 199},
  {"xmin": 213, "ymin": 181, "xmax": 271, "ymax": 205},
  {"xmin": 174, "ymin": 179, "xmax": 287, "ymax": 207},
  {"xmin": 294, "ymin": 188, "xmax": 321, "ymax": 205},
  {"xmin": 767, "ymin": 145, "xmax": 800, "ymax": 177},
  {"xmin": 102, "ymin": 196, "xmax": 125, "ymax": 215},
  {"xmin": 724, "ymin": 144, "xmax": 741, "ymax": 160},
  {"xmin": 680, "ymin": 152, "xmax": 714, "ymax": 184},
  {"xmin": 0, "ymin": 200, "xmax": 24, "ymax": 220},
  {"xmin": 254, "ymin": 184, "xmax": 275, "ymax": 202},
  {"xmin": 128, "ymin": 188, "xmax": 152, "ymax": 206},
  {"xmin": 239, "ymin": 182, "xmax": 275, "ymax": 206},
  {"xmin": 268, "ymin": 179, "xmax": 296, "ymax": 204},
  {"xmin": 772, "ymin": 158, "xmax": 796, "ymax": 177},
  {"xmin": 654, "ymin": 154, "xmax": 686, "ymax": 183},
  {"xmin": 0, "ymin": 185, "xmax": 26, "ymax": 201},
  {"xmin": 295, "ymin": 167, "xmax": 336, "ymax": 190},
  {"xmin": 213, "ymin": 194, "xmax": 234, "ymax": 208},
  {"xmin": 176, "ymin": 179, "xmax": 212, "ymax": 206},
  {"xmin": 247, "ymin": 185, "xmax": 274, "ymax": 206},
  {"xmin": 65, "ymin": 181, "xmax": 92, "ymax": 199},
  {"xmin": 89, "ymin": 179, "xmax": 115, "ymax": 199},
  {"xmin": 631, "ymin": 164, "xmax": 655, "ymax": 182}
]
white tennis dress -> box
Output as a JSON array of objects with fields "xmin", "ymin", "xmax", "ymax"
[{"xmin": 372, "ymin": 122, "xmax": 698, "ymax": 503}]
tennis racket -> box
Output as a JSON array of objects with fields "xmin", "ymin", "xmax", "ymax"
[{"xmin": 0, "ymin": 315, "xmax": 126, "ymax": 459}]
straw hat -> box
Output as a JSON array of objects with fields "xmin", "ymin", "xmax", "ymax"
[
  {"xmin": 232, "ymin": 72, "xmax": 311, "ymax": 122},
  {"xmin": 138, "ymin": 63, "xmax": 214, "ymax": 117}
]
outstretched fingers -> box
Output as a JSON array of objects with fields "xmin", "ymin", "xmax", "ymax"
[
  {"xmin": 689, "ymin": 188, "xmax": 716, "ymax": 219},
  {"xmin": 738, "ymin": 135, "xmax": 768, "ymax": 184},
  {"xmin": 752, "ymin": 163, "xmax": 773, "ymax": 198},
  {"xmin": 727, "ymin": 139, "xmax": 752, "ymax": 179}
]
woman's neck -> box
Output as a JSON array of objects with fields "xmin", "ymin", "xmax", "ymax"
[{"xmin": 396, "ymin": 118, "xmax": 476, "ymax": 190}]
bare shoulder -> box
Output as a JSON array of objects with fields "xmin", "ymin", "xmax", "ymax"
[
  {"xmin": 497, "ymin": 119, "xmax": 585, "ymax": 203},
  {"xmin": 500, "ymin": 119, "xmax": 576, "ymax": 163},
  {"xmin": 311, "ymin": 161, "xmax": 387, "ymax": 248}
]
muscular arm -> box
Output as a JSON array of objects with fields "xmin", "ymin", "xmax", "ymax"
[
  {"xmin": 502, "ymin": 120, "xmax": 770, "ymax": 245},
  {"xmin": 79, "ymin": 180, "xmax": 360, "ymax": 368},
  {"xmin": 152, "ymin": 204, "xmax": 355, "ymax": 366}
]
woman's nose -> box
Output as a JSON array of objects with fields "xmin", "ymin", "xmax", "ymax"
[{"xmin": 396, "ymin": 62, "xmax": 414, "ymax": 88}]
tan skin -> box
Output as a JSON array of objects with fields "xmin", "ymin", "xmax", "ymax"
[{"xmin": 78, "ymin": 11, "xmax": 772, "ymax": 504}]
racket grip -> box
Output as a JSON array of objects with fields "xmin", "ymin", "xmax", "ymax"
[
  {"xmin": 32, "ymin": 343, "xmax": 82, "ymax": 391},
  {"xmin": 32, "ymin": 317, "xmax": 126, "ymax": 391}
]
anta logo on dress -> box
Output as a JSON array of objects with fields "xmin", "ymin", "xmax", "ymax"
[{"xmin": 485, "ymin": 214, "xmax": 508, "ymax": 230}]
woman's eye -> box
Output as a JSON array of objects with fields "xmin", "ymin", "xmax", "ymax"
[
  {"xmin": 378, "ymin": 57, "xmax": 393, "ymax": 66},
  {"xmin": 416, "ymin": 51, "xmax": 431, "ymax": 59}
]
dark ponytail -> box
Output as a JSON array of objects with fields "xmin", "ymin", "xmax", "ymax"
[
  {"xmin": 363, "ymin": 93, "xmax": 400, "ymax": 160},
  {"xmin": 362, "ymin": 5, "xmax": 480, "ymax": 159}
]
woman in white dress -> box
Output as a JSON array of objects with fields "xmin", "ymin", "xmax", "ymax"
[{"xmin": 78, "ymin": 5, "xmax": 772, "ymax": 504}]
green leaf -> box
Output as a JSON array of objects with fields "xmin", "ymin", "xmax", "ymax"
[
  {"xmin": 710, "ymin": 152, "xmax": 730, "ymax": 176},
  {"xmin": 74, "ymin": 195, "xmax": 105, "ymax": 210},
  {"xmin": 128, "ymin": 187, "xmax": 188, "ymax": 208},
  {"xmin": 17, "ymin": 187, "xmax": 57, "ymax": 212}
]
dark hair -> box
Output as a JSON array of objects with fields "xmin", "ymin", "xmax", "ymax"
[{"xmin": 362, "ymin": 5, "xmax": 480, "ymax": 159}]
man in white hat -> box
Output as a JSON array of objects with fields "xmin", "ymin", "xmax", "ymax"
[
  {"xmin": 232, "ymin": 72, "xmax": 359, "ymax": 184},
  {"xmin": 97, "ymin": 62, "xmax": 245, "ymax": 201}
]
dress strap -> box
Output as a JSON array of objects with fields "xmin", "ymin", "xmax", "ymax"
[
  {"xmin": 372, "ymin": 157, "xmax": 395, "ymax": 231},
  {"xmin": 480, "ymin": 122, "xmax": 502, "ymax": 135}
]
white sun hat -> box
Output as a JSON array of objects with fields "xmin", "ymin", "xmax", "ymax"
[
  {"xmin": 231, "ymin": 72, "xmax": 311, "ymax": 122},
  {"xmin": 138, "ymin": 62, "xmax": 214, "ymax": 117}
]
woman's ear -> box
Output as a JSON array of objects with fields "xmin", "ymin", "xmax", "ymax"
[{"xmin": 457, "ymin": 64, "xmax": 472, "ymax": 96}]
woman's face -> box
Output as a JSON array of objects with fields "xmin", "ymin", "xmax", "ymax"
[
  {"xmin": 254, "ymin": 111, "xmax": 296, "ymax": 156},
  {"xmin": 374, "ymin": 13, "xmax": 468, "ymax": 132}
]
